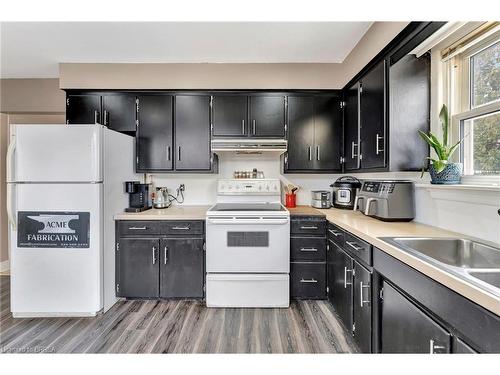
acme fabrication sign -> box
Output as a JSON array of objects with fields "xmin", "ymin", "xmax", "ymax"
[{"xmin": 17, "ymin": 211, "xmax": 90, "ymax": 248}]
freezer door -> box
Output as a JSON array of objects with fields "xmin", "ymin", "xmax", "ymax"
[
  {"xmin": 11, "ymin": 124, "xmax": 102, "ymax": 182},
  {"xmin": 10, "ymin": 183, "xmax": 103, "ymax": 316}
]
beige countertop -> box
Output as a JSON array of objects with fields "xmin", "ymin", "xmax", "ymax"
[
  {"xmin": 316, "ymin": 207, "xmax": 500, "ymax": 316},
  {"xmin": 287, "ymin": 205, "xmax": 326, "ymax": 217},
  {"xmin": 114, "ymin": 205, "xmax": 212, "ymax": 221}
]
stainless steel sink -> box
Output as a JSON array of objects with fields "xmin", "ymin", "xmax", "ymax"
[
  {"xmin": 381, "ymin": 237, "xmax": 500, "ymax": 298},
  {"xmin": 388, "ymin": 238, "xmax": 500, "ymax": 269}
]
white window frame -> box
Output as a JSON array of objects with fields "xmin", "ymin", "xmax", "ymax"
[{"xmin": 445, "ymin": 30, "xmax": 500, "ymax": 184}]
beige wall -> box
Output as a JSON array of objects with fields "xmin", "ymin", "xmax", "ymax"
[
  {"xmin": 59, "ymin": 22, "xmax": 409, "ymax": 90},
  {"xmin": 0, "ymin": 78, "xmax": 66, "ymax": 113}
]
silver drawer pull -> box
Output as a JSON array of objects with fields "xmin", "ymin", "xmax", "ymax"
[
  {"xmin": 300, "ymin": 278, "xmax": 318, "ymax": 283},
  {"xmin": 129, "ymin": 226, "xmax": 147, "ymax": 230},
  {"xmin": 299, "ymin": 247, "xmax": 318, "ymax": 252},
  {"xmin": 360, "ymin": 281, "xmax": 371, "ymax": 307},
  {"xmin": 300, "ymin": 226, "xmax": 318, "ymax": 230},
  {"xmin": 171, "ymin": 226, "xmax": 190, "ymax": 230},
  {"xmin": 328, "ymin": 229, "xmax": 342, "ymax": 237},
  {"xmin": 429, "ymin": 339, "xmax": 446, "ymax": 354},
  {"xmin": 346, "ymin": 241, "xmax": 363, "ymax": 251},
  {"xmin": 344, "ymin": 267, "xmax": 353, "ymax": 288}
]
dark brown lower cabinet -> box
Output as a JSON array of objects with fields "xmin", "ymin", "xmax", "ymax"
[
  {"xmin": 116, "ymin": 220, "xmax": 205, "ymax": 299},
  {"xmin": 353, "ymin": 262, "xmax": 372, "ymax": 353},
  {"xmin": 116, "ymin": 238, "xmax": 160, "ymax": 298},
  {"xmin": 160, "ymin": 237, "xmax": 204, "ymax": 298},
  {"xmin": 380, "ymin": 281, "xmax": 451, "ymax": 353}
]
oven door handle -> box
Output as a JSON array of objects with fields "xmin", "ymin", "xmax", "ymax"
[{"xmin": 207, "ymin": 218, "xmax": 289, "ymax": 225}]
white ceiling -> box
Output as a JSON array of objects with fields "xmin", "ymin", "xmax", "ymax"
[{"xmin": 0, "ymin": 22, "xmax": 372, "ymax": 78}]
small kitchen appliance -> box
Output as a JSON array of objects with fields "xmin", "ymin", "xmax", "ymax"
[
  {"xmin": 206, "ymin": 179, "xmax": 290, "ymax": 308},
  {"xmin": 153, "ymin": 187, "xmax": 170, "ymax": 209},
  {"xmin": 311, "ymin": 190, "xmax": 331, "ymax": 208},
  {"xmin": 125, "ymin": 181, "xmax": 152, "ymax": 212},
  {"xmin": 354, "ymin": 180, "xmax": 415, "ymax": 222},
  {"xmin": 331, "ymin": 176, "xmax": 362, "ymax": 209}
]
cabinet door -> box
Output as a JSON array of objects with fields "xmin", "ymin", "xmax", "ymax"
[
  {"xmin": 327, "ymin": 241, "xmax": 353, "ymax": 331},
  {"xmin": 212, "ymin": 95, "xmax": 248, "ymax": 137},
  {"xmin": 102, "ymin": 94, "xmax": 137, "ymax": 132},
  {"xmin": 343, "ymin": 84, "xmax": 360, "ymax": 171},
  {"xmin": 116, "ymin": 238, "xmax": 159, "ymax": 298},
  {"xmin": 453, "ymin": 337, "xmax": 478, "ymax": 353},
  {"xmin": 66, "ymin": 94, "xmax": 101, "ymax": 124},
  {"xmin": 360, "ymin": 60, "xmax": 386, "ymax": 169},
  {"xmin": 353, "ymin": 261, "xmax": 372, "ymax": 353},
  {"xmin": 380, "ymin": 281, "xmax": 451, "ymax": 353},
  {"xmin": 136, "ymin": 95, "xmax": 173, "ymax": 172},
  {"xmin": 249, "ymin": 95, "xmax": 285, "ymax": 137},
  {"xmin": 313, "ymin": 96, "xmax": 342, "ymax": 171},
  {"xmin": 160, "ymin": 237, "xmax": 204, "ymax": 298},
  {"xmin": 175, "ymin": 95, "xmax": 211, "ymax": 171},
  {"xmin": 286, "ymin": 96, "xmax": 315, "ymax": 171}
]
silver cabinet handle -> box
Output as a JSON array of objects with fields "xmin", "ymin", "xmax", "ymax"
[
  {"xmin": 171, "ymin": 226, "xmax": 190, "ymax": 230},
  {"xmin": 128, "ymin": 226, "xmax": 147, "ymax": 230},
  {"xmin": 376, "ymin": 133, "xmax": 384, "ymax": 155},
  {"xmin": 178, "ymin": 146, "xmax": 181, "ymax": 161},
  {"xmin": 167, "ymin": 146, "xmax": 171, "ymax": 161},
  {"xmin": 94, "ymin": 110, "xmax": 99, "ymax": 124},
  {"xmin": 103, "ymin": 110, "xmax": 108, "ymax": 126},
  {"xmin": 241, "ymin": 119, "xmax": 245, "ymax": 134},
  {"xmin": 328, "ymin": 229, "xmax": 342, "ymax": 237},
  {"xmin": 300, "ymin": 278, "xmax": 318, "ymax": 283},
  {"xmin": 344, "ymin": 267, "xmax": 352, "ymax": 288},
  {"xmin": 429, "ymin": 339, "xmax": 446, "ymax": 354},
  {"xmin": 152, "ymin": 246, "xmax": 157, "ymax": 265},
  {"xmin": 346, "ymin": 241, "xmax": 363, "ymax": 251},
  {"xmin": 252, "ymin": 119, "xmax": 256, "ymax": 134},
  {"xmin": 299, "ymin": 247, "xmax": 318, "ymax": 252},
  {"xmin": 360, "ymin": 281, "xmax": 371, "ymax": 307},
  {"xmin": 300, "ymin": 226, "xmax": 318, "ymax": 230},
  {"xmin": 308, "ymin": 146, "xmax": 312, "ymax": 161},
  {"xmin": 351, "ymin": 141, "xmax": 358, "ymax": 158},
  {"xmin": 164, "ymin": 246, "xmax": 168, "ymax": 265},
  {"xmin": 316, "ymin": 145, "xmax": 320, "ymax": 161}
]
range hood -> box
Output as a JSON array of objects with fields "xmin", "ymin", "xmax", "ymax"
[{"xmin": 211, "ymin": 139, "xmax": 287, "ymax": 154}]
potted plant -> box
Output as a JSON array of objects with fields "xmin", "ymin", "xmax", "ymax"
[{"xmin": 419, "ymin": 104, "xmax": 465, "ymax": 184}]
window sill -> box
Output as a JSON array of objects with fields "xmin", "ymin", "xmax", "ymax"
[{"xmin": 414, "ymin": 183, "xmax": 500, "ymax": 192}]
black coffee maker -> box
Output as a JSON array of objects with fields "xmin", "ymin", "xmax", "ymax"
[{"xmin": 124, "ymin": 181, "xmax": 152, "ymax": 212}]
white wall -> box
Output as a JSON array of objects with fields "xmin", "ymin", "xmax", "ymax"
[{"xmin": 149, "ymin": 153, "xmax": 500, "ymax": 244}]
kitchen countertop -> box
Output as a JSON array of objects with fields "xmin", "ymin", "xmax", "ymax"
[
  {"xmin": 287, "ymin": 205, "xmax": 326, "ymax": 217},
  {"xmin": 114, "ymin": 205, "xmax": 212, "ymax": 221},
  {"xmin": 315, "ymin": 206, "xmax": 500, "ymax": 316}
]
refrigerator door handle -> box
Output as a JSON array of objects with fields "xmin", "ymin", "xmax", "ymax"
[
  {"xmin": 6, "ymin": 134, "xmax": 15, "ymax": 183},
  {"xmin": 6, "ymin": 184, "xmax": 16, "ymax": 231}
]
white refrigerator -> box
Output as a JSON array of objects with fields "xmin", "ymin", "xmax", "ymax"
[{"xmin": 6, "ymin": 124, "xmax": 136, "ymax": 317}]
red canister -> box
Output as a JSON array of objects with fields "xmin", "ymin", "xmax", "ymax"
[{"xmin": 285, "ymin": 193, "xmax": 296, "ymax": 208}]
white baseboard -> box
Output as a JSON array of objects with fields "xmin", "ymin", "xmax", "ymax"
[{"xmin": 0, "ymin": 260, "xmax": 10, "ymax": 273}]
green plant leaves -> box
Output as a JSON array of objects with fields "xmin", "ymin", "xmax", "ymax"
[{"xmin": 439, "ymin": 104, "xmax": 449, "ymax": 147}]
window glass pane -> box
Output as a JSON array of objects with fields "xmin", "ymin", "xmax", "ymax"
[
  {"xmin": 470, "ymin": 41, "xmax": 500, "ymax": 107},
  {"xmin": 462, "ymin": 111, "xmax": 500, "ymax": 175}
]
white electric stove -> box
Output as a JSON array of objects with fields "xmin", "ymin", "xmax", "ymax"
[{"xmin": 206, "ymin": 179, "xmax": 290, "ymax": 308}]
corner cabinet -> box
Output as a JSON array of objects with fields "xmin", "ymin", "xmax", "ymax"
[
  {"xmin": 284, "ymin": 95, "xmax": 342, "ymax": 173},
  {"xmin": 115, "ymin": 220, "xmax": 205, "ymax": 299}
]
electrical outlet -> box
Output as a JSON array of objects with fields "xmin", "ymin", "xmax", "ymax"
[{"xmin": 179, "ymin": 184, "xmax": 185, "ymax": 192}]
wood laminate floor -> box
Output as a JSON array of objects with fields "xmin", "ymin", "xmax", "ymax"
[{"xmin": 0, "ymin": 276, "xmax": 358, "ymax": 354}]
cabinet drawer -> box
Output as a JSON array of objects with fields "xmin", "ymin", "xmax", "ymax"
[
  {"xmin": 117, "ymin": 220, "xmax": 204, "ymax": 236},
  {"xmin": 327, "ymin": 222, "xmax": 345, "ymax": 248},
  {"xmin": 290, "ymin": 262, "xmax": 326, "ymax": 299},
  {"xmin": 291, "ymin": 237, "xmax": 326, "ymax": 262},
  {"xmin": 164, "ymin": 221, "xmax": 204, "ymax": 235},
  {"xmin": 291, "ymin": 217, "xmax": 326, "ymax": 236},
  {"xmin": 344, "ymin": 232, "xmax": 372, "ymax": 266}
]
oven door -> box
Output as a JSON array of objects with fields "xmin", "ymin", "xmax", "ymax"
[{"xmin": 206, "ymin": 215, "xmax": 290, "ymax": 273}]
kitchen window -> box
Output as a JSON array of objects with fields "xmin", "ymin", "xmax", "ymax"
[{"xmin": 443, "ymin": 25, "xmax": 500, "ymax": 181}]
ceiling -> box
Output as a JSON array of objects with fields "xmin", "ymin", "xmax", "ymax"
[{"xmin": 0, "ymin": 22, "xmax": 372, "ymax": 78}]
